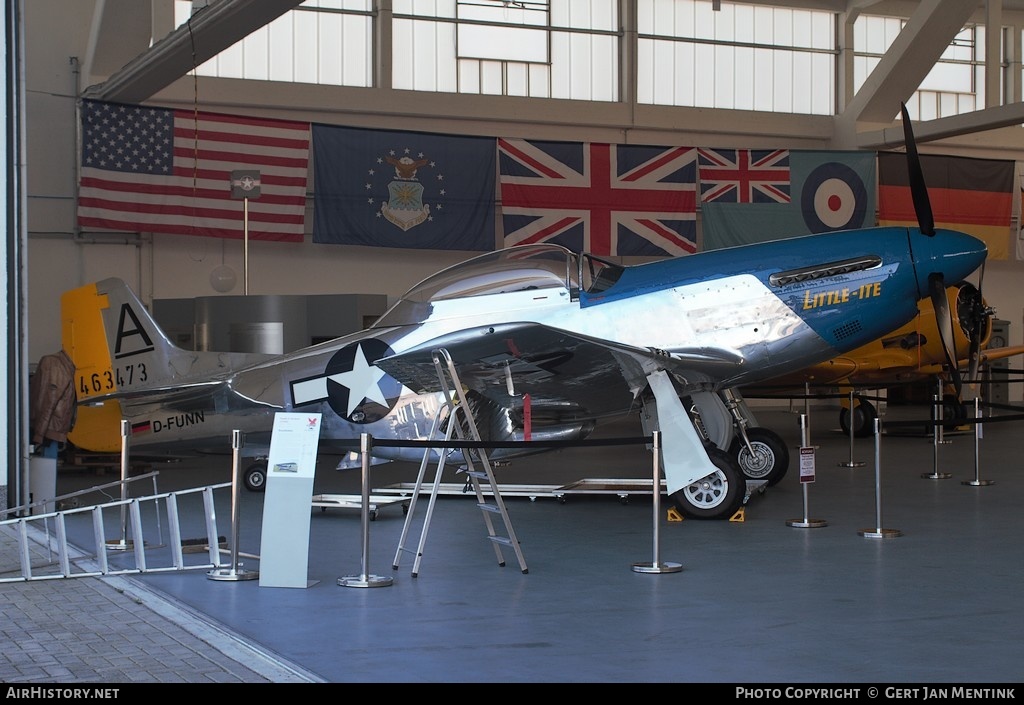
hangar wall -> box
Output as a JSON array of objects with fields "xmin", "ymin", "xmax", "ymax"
[{"xmin": 23, "ymin": 1, "xmax": 1024, "ymax": 406}]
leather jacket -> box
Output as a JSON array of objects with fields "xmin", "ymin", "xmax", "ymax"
[{"xmin": 29, "ymin": 349, "xmax": 76, "ymax": 446}]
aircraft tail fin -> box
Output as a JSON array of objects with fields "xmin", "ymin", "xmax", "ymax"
[
  {"xmin": 61, "ymin": 278, "xmax": 188, "ymax": 403},
  {"xmin": 61, "ymin": 278, "xmax": 257, "ymax": 404}
]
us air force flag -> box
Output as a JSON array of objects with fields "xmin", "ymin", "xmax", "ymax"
[
  {"xmin": 312, "ymin": 124, "xmax": 496, "ymax": 251},
  {"xmin": 699, "ymin": 150, "xmax": 876, "ymax": 250}
]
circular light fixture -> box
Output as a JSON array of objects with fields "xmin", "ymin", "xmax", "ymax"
[{"xmin": 210, "ymin": 265, "xmax": 237, "ymax": 293}]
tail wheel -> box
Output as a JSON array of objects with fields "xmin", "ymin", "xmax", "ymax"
[
  {"xmin": 669, "ymin": 446, "xmax": 745, "ymax": 520},
  {"xmin": 244, "ymin": 462, "xmax": 267, "ymax": 492},
  {"xmin": 729, "ymin": 427, "xmax": 789, "ymax": 487},
  {"xmin": 839, "ymin": 397, "xmax": 876, "ymax": 437}
]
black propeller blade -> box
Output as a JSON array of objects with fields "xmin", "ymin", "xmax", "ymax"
[
  {"xmin": 929, "ymin": 274, "xmax": 962, "ymax": 400},
  {"xmin": 904, "ymin": 101, "xmax": 974, "ymax": 407},
  {"xmin": 901, "ymin": 102, "xmax": 935, "ymax": 236}
]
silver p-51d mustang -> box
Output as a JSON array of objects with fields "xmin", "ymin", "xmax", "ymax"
[{"xmin": 61, "ymin": 110, "xmax": 987, "ymax": 520}]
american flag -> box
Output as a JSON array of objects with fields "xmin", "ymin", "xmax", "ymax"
[
  {"xmin": 78, "ymin": 99, "xmax": 310, "ymax": 241},
  {"xmin": 697, "ymin": 148, "xmax": 791, "ymax": 204},
  {"xmin": 497, "ymin": 138, "xmax": 697, "ymax": 257}
]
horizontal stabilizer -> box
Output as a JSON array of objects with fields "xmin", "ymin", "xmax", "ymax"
[{"xmin": 61, "ymin": 278, "xmax": 273, "ymax": 404}]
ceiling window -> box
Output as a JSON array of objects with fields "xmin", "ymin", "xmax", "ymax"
[{"xmin": 636, "ymin": 0, "xmax": 836, "ymax": 115}]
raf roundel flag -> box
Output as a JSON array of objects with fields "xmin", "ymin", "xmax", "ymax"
[
  {"xmin": 699, "ymin": 150, "xmax": 876, "ymax": 250},
  {"xmin": 312, "ymin": 124, "xmax": 496, "ymax": 251}
]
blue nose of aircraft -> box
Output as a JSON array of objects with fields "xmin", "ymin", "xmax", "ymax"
[{"xmin": 910, "ymin": 228, "xmax": 988, "ymax": 297}]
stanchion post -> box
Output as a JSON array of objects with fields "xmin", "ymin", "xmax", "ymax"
[
  {"xmin": 340, "ymin": 433, "xmax": 394, "ymax": 588},
  {"xmin": 228, "ymin": 430, "xmax": 243, "ymax": 571},
  {"xmin": 962, "ymin": 396, "xmax": 994, "ymax": 487},
  {"xmin": 632, "ymin": 431, "xmax": 682, "ymax": 574},
  {"xmin": 838, "ymin": 390, "xmax": 865, "ymax": 468},
  {"xmin": 936, "ymin": 378, "xmax": 951, "ymax": 445},
  {"xmin": 106, "ymin": 420, "xmax": 132, "ymax": 551},
  {"xmin": 787, "ymin": 413, "xmax": 826, "ymax": 528},
  {"xmin": 208, "ymin": 430, "xmax": 258, "ymax": 581},
  {"xmin": 858, "ymin": 418, "xmax": 901, "ymax": 539},
  {"xmin": 922, "ymin": 393, "xmax": 952, "ymax": 479},
  {"xmin": 804, "ymin": 382, "xmax": 812, "ymax": 439}
]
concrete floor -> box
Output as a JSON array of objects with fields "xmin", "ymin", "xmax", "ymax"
[{"xmin": 37, "ymin": 403, "xmax": 1024, "ymax": 683}]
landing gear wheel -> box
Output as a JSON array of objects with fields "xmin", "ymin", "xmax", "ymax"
[
  {"xmin": 730, "ymin": 427, "xmax": 789, "ymax": 487},
  {"xmin": 940, "ymin": 393, "xmax": 967, "ymax": 431},
  {"xmin": 244, "ymin": 462, "xmax": 267, "ymax": 492},
  {"xmin": 839, "ymin": 397, "xmax": 876, "ymax": 437},
  {"xmin": 669, "ymin": 446, "xmax": 745, "ymax": 520}
]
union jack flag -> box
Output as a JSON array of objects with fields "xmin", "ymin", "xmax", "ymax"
[
  {"xmin": 697, "ymin": 148, "xmax": 791, "ymax": 204},
  {"xmin": 497, "ymin": 138, "xmax": 697, "ymax": 257}
]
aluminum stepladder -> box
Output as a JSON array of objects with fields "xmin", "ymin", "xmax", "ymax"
[{"xmin": 392, "ymin": 348, "xmax": 528, "ymax": 577}]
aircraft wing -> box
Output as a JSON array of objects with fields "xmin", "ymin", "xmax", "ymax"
[
  {"xmin": 796, "ymin": 342, "xmax": 1024, "ymax": 387},
  {"xmin": 792, "ymin": 348, "xmax": 935, "ymax": 385},
  {"xmin": 375, "ymin": 321, "xmax": 745, "ymax": 419},
  {"xmin": 978, "ymin": 344, "xmax": 1024, "ymax": 366}
]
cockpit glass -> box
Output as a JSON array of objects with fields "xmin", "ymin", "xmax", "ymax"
[
  {"xmin": 400, "ymin": 244, "xmax": 577, "ymax": 303},
  {"xmin": 580, "ymin": 253, "xmax": 624, "ymax": 294}
]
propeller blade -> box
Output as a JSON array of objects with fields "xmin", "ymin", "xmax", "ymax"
[
  {"xmin": 965, "ymin": 263, "xmax": 988, "ymax": 384},
  {"xmin": 901, "ymin": 103, "xmax": 935, "ymax": 236},
  {"xmin": 929, "ymin": 273, "xmax": 961, "ymax": 400}
]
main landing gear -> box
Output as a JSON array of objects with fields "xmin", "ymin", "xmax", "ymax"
[
  {"xmin": 667, "ymin": 444, "xmax": 746, "ymax": 520},
  {"xmin": 244, "ymin": 460, "xmax": 267, "ymax": 492}
]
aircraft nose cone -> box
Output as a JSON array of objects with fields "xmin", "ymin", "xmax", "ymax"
[{"xmin": 912, "ymin": 229, "xmax": 987, "ymax": 295}]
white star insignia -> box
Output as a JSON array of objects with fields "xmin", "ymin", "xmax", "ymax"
[{"xmin": 328, "ymin": 343, "xmax": 388, "ymax": 415}]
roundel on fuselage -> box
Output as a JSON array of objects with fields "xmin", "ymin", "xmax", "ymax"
[{"xmin": 324, "ymin": 339, "xmax": 403, "ymax": 423}]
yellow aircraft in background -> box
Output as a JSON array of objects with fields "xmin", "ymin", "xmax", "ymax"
[{"xmin": 745, "ymin": 281, "xmax": 1024, "ymax": 436}]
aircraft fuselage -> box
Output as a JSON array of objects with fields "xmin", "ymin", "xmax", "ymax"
[{"xmin": 66, "ymin": 227, "xmax": 987, "ymax": 467}]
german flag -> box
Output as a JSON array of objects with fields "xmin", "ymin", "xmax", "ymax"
[{"xmin": 877, "ymin": 151, "xmax": 1014, "ymax": 260}]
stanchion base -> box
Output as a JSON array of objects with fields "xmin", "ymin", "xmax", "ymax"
[
  {"xmin": 105, "ymin": 539, "xmax": 144, "ymax": 551},
  {"xmin": 962, "ymin": 479, "xmax": 995, "ymax": 486},
  {"xmin": 858, "ymin": 528, "xmax": 902, "ymax": 539},
  {"xmin": 207, "ymin": 567, "xmax": 259, "ymax": 581},
  {"xmin": 837, "ymin": 461, "xmax": 865, "ymax": 468},
  {"xmin": 631, "ymin": 561, "xmax": 683, "ymax": 574},
  {"xmin": 338, "ymin": 574, "xmax": 394, "ymax": 588},
  {"xmin": 920, "ymin": 472, "xmax": 952, "ymax": 479},
  {"xmin": 786, "ymin": 519, "xmax": 827, "ymax": 528}
]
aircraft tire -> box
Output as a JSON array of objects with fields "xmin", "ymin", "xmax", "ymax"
[
  {"xmin": 839, "ymin": 398, "xmax": 876, "ymax": 437},
  {"xmin": 669, "ymin": 445, "xmax": 745, "ymax": 520},
  {"xmin": 244, "ymin": 462, "xmax": 267, "ymax": 492},
  {"xmin": 729, "ymin": 427, "xmax": 789, "ymax": 487},
  {"xmin": 940, "ymin": 394, "xmax": 967, "ymax": 431}
]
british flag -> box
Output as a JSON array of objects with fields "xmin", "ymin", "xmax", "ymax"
[
  {"xmin": 697, "ymin": 148, "xmax": 791, "ymax": 204},
  {"xmin": 497, "ymin": 138, "xmax": 697, "ymax": 257}
]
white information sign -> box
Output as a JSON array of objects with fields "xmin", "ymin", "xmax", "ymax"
[
  {"xmin": 799, "ymin": 446, "xmax": 815, "ymax": 483},
  {"xmin": 258, "ymin": 412, "xmax": 322, "ymax": 588}
]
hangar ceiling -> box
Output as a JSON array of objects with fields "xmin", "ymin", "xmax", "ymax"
[
  {"xmin": 78, "ymin": 0, "xmax": 1024, "ymax": 148},
  {"xmin": 81, "ymin": 0, "xmax": 303, "ymax": 104}
]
